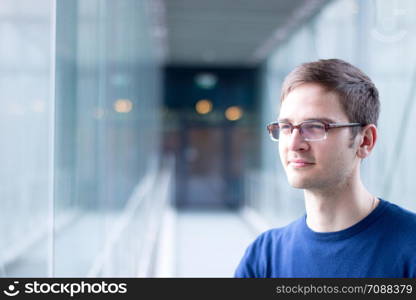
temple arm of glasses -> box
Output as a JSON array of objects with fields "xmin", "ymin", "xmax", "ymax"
[{"xmin": 328, "ymin": 123, "xmax": 363, "ymax": 128}]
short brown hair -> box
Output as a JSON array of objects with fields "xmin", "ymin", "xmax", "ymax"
[{"xmin": 280, "ymin": 59, "xmax": 380, "ymax": 136}]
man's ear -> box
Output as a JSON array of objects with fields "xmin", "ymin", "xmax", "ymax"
[{"xmin": 356, "ymin": 124, "xmax": 377, "ymax": 159}]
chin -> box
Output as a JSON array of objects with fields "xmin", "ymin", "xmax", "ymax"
[
  {"xmin": 288, "ymin": 182, "xmax": 309, "ymax": 189},
  {"xmin": 287, "ymin": 178, "xmax": 307, "ymax": 189},
  {"xmin": 287, "ymin": 175, "xmax": 315, "ymax": 189}
]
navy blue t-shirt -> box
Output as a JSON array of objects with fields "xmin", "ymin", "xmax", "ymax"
[{"xmin": 235, "ymin": 199, "xmax": 416, "ymax": 277}]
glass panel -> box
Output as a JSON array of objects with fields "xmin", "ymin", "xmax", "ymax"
[
  {"xmin": 0, "ymin": 0, "xmax": 52, "ymax": 276},
  {"xmin": 54, "ymin": 0, "xmax": 162, "ymax": 276},
  {"xmin": 0, "ymin": 0, "xmax": 163, "ymax": 277}
]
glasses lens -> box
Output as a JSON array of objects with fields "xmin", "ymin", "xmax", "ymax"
[
  {"xmin": 301, "ymin": 122, "xmax": 326, "ymax": 140},
  {"xmin": 267, "ymin": 123, "xmax": 280, "ymax": 141},
  {"xmin": 279, "ymin": 123, "xmax": 292, "ymax": 135}
]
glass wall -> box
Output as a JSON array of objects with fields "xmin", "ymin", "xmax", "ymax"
[
  {"xmin": 1, "ymin": 0, "xmax": 163, "ymax": 276},
  {"xmin": 0, "ymin": 0, "xmax": 53, "ymax": 276},
  {"xmin": 250, "ymin": 0, "xmax": 416, "ymax": 226}
]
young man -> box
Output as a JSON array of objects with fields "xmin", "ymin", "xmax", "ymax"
[{"xmin": 235, "ymin": 59, "xmax": 416, "ymax": 278}]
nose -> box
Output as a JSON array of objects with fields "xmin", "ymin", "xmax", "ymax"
[{"xmin": 287, "ymin": 128, "xmax": 309, "ymax": 151}]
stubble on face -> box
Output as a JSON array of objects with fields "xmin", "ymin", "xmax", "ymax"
[{"xmin": 278, "ymin": 83, "xmax": 360, "ymax": 193}]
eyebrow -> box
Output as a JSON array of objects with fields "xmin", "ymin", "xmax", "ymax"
[{"xmin": 278, "ymin": 117, "xmax": 337, "ymax": 123}]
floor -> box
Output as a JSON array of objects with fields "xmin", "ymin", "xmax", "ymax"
[{"xmin": 174, "ymin": 209, "xmax": 257, "ymax": 277}]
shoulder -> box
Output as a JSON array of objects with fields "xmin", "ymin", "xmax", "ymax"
[
  {"xmin": 382, "ymin": 201, "xmax": 416, "ymax": 232},
  {"xmin": 390, "ymin": 204, "xmax": 416, "ymax": 277},
  {"xmin": 381, "ymin": 201, "xmax": 416, "ymax": 269}
]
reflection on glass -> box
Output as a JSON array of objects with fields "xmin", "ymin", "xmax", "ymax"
[
  {"xmin": 1, "ymin": 0, "xmax": 163, "ymax": 277},
  {"xmin": 0, "ymin": 0, "xmax": 52, "ymax": 277}
]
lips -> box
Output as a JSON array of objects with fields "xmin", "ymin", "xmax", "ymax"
[{"xmin": 288, "ymin": 159, "xmax": 315, "ymax": 168}]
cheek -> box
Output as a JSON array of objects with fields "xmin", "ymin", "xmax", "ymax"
[
  {"xmin": 312, "ymin": 145, "xmax": 339, "ymax": 167},
  {"xmin": 278, "ymin": 142, "xmax": 286, "ymax": 163},
  {"xmin": 317, "ymin": 146, "xmax": 352, "ymax": 171}
]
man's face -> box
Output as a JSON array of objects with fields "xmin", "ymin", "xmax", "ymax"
[{"xmin": 278, "ymin": 83, "xmax": 360, "ymax": 191}]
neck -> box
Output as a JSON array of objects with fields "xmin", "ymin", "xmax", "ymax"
[{"xmin": 304, "ymin": 173, "xmax": 378, "ymax": 232}]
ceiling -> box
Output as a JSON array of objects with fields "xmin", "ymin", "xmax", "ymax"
[{"xmin": 163, "ymin": 0, "xmax": 330, "ymax": 66}]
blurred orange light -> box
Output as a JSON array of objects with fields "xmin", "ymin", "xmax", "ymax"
[
  {"xmin": 195, "ymin": 99, "xmax": 213, "ymax": 114},
  {"xmin": 114, "ymin": 99, "xmax": 133, "ymax": 113},
  {"xmin": 225, "ymin": 106, "xmax": 243, "ymax": 121}
]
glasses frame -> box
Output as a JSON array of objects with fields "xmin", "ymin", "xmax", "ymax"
[{"xmin": 266, "ymin": 119, "xmax": 364, "ymax": 142}]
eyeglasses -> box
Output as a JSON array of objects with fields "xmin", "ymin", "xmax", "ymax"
[{"xmin": 266, "ymin": 120, "xmax": 364, "ymax": 142}]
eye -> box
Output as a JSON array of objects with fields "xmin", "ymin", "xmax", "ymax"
[
  {"xmin": 303, "ymin": 123, "xmax": 324, "ymax": 130},
  {"xmin": 279, "ymin": 123, "xmax": 291, "ymax": 130}
]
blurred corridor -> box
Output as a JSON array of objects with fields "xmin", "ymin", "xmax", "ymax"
[{"xmin": 1, "ymin": 0, "xmax": 416, "ymax": 277}]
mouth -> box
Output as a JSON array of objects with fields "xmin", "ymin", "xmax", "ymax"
[{"xmin": 288, "ymin": 160, "xmax": 315, "ymax": 168}]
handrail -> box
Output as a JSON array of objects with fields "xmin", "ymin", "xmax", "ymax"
[
  {"xmin": 136, "ymin": 164, "xmax": 174, "ymax": 277},
  {"xmin": 86, "ymin": 169, "xmax": 157, "ymax": 277},
  {"xmin": 87, "ymin": 157, "xmax": 174, "ymax": 277}
]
